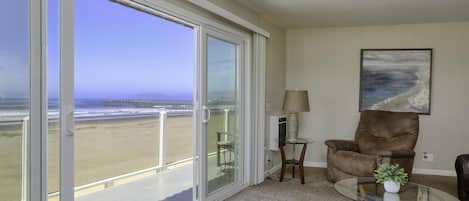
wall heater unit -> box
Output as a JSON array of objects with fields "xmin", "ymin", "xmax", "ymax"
[{"xmin": 269, "ymin": 115, "xmax": 287, "ymax": 151}]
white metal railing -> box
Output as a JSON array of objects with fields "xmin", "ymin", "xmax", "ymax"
[
  {"xmin": 21, "ymin": 116, "xmax": 29, "ymax": 201},
  {"xmin": 46, "ymin": 157, "xmax": 195, "ymax": 198},
  {"xmin": 158, "ymin": 110, "xmax": 167, "ymax": 170},
  {"xmin": 15, "ymin": 107, "xmax": 232, "ymax": 198}
]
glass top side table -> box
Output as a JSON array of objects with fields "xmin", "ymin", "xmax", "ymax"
[{"xmin": 334, "ymin": 177, "xmax": 459, "ymax": 201}]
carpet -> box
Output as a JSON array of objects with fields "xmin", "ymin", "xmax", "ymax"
[
  {"xmin": 227, "ymin": 168, "xmax": 349, "ymax": 201},
  {"xmin": 227, "ymin": 167, "xmax": 457, "ymax": 201}
]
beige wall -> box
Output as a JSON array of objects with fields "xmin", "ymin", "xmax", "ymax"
[{"xmin": 286, "ymin": 21, "xmax": 469, "ymax": 172}]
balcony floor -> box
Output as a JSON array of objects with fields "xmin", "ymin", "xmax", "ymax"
[
  {"xmin": 76, "ymin": 163, "xmax": 192, "ymax": 201},
  {"xmin": 75, "ymin": 154, "xmax": 233, "ymax": 201}
]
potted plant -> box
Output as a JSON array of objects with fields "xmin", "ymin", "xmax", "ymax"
[{"xmin": 374, "ymin": 164, "xmax": 408, "ymax": 193}]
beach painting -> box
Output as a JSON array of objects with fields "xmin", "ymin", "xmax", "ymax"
[{"xmin": 360, "ymin": 49, "xmax": 432, "ymax": 114}]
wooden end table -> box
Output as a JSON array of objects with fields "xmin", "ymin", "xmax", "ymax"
[{"xmin": 279, "ymin": 138, "xmax": 312, "ymax": 184}]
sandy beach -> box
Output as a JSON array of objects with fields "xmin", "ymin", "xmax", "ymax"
[{"xmin": 1, "ymin": 113, "xmax": 231, "ymax": 201}]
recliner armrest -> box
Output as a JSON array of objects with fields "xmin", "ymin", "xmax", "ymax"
[{"xmin": 325, "ymin": 140, "xmax": 359, "ymax": 152}]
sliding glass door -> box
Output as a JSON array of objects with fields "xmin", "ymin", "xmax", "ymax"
[
  {"xmin": 46, "ymin": 1, "xmax": 251, "ymax": 201},
  {"xmin": 54, "ymin": 0, "xmax": 198, "ymax": 201},
  {"xmin": 72, "ymin": 1, "xmax": 195, "ymax": 200},
  {"xmin": 199, "ymin": 27, "xmax": 247, "ymax": 201}
]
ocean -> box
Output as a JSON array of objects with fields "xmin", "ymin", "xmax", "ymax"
[
  {"xmin": 360, "ymin": 68, "xmax": 418, "ymax": 109},
  {"xmin": 0, "ymin": 98, "xmax": 193, "ymax": 125}
]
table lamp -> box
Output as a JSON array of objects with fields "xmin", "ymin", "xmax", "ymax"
[{"xmin": 282, "ymin": 90, "xmax": 310, "ymax": 141}]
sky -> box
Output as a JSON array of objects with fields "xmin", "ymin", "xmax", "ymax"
[
  {"xmin": 207, "ymin": 37, "xmax": 236, "ymax": 102},
  {"xmin": 71, "ymin": 0, "xmax": 194, "ymax": 100},
  {"xmin": 1, "ymin": 0, "xmax": 236, "ymax": 102},
  {"xmin": 0, "ymin": 0, "xmax": 29, "ymax": 99},
  {"xmin": 47, "ymin": 0, "xmax": 195, "ymax": 101}
]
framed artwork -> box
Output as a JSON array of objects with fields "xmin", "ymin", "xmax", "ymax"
[{"xmin": 359, "ymin": 49, "xmax": 433, "ymax": 114}]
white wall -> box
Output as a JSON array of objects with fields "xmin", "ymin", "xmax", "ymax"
[{"xmin": 286, "ymin": 21, "xmax": 469, "ymax": 173}]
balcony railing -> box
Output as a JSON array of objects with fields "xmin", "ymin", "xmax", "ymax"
[
  {"xmin": 21, "ymin": 117, "xmax": 29, "ymax": 201},
  {"xmin": 17, "ymin": 107, "xmax": 233, "ymax": 199}
]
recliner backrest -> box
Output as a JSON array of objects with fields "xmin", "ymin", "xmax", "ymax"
[{"xmin": 355, "ymin": 110, "xmax": 419, "ymax": 155}]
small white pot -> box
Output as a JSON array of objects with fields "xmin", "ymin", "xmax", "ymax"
[{"xmin": 383, "ymin": 180, "xmax": 401, "ymax": 193}]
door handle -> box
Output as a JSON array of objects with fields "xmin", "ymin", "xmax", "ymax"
[
  {"xmin": 202, "ymin": 106, "xmax": 211, "ymax": 123},
  {"xmin": 66, "ymin": 111, "xmax": 74, "ymax": 136}
]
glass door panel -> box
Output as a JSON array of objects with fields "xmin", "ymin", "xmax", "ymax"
[
  {"xmin": 47, "ymin": 0, "xmax": 60, "ymax": 200},
  {"xmin": 0, "ymin": 0, "xmax": 30, "ymax": 200},
  {"xmin": 47, "ymin": 0, "xmax": 198, "ymax": 200},
  {"xmin": 72, "ymin": 1, "xmax": 195, "ymax": 200},
  {"xmin": 204, "ymin": 35, "xmax": 241, "ymax": 196}
]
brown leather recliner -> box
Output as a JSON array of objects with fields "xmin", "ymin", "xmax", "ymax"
[{"xmin": 325, "ymin": 110, "xmax": 419, "ymax": 182}]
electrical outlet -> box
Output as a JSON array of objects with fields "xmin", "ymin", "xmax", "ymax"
[
  {"xmin": 265, "ymin": 152, "xmax": 272, "ymax": 163},
  {"xmin": 422, "ymin": 152, "xmax": 434, "ymax": 162}
]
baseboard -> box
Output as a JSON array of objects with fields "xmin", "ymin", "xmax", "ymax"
[
  {"xmin": 304, "ymin": 161, "xmax": 327, "ymax": 168},
  {"xmin": 264, "ymin": 164, "xmax": 281, "ymax": 177},
  {"xmin": 302, "ymin": 161, "xmax": 456, "ymax": 177},
  {"xmin": 412, "ymin": 168, "xmax": 456, "ymax": 177}
]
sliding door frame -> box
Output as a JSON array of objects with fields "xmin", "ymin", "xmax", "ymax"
[
  {"xmin": 58, "ymin": 0, "xmax": 75, "ymax": 201},
  {"xmin": 114, "ymin": 1, "xmax": 253, "ymax": 200},
  {"xmin": 111, "ymin": 1, "xmax": 253, "ymax": 200},
  {"xmin": 38, "ymin": 0, "xmax": 253, "ymax": 201},
  {"xmin": 198, "ymin": 24, "xmax": 251, "ymax": 201},
  {"xmin": 30, "ymin": 0, "xmax": 47, "ymax": 200}
]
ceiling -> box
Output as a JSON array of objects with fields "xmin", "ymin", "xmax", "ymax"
[{"xmin": 235, "ymin": 0, "xmax": 469, "ymax": 28}]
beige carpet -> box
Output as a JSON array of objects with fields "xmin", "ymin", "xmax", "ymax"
[{"xmin": 227, "ymin": 167, "xmax": 457, "ymax": 201}]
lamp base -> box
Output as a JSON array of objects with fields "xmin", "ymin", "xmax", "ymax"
[{"xmin": 287, "ymin": 113, "xmax": 298, "ymax": 141}]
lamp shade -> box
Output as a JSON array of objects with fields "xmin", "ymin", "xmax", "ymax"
[{"xmin": 282, "ymin": 90, "xmax": 310, "ymax": 113}]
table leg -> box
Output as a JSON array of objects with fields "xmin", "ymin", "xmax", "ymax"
[
  {"xmin": 300, "ymin": 165, "xmax": 304, "ymax": 184},
  {"xmin": 279, "ymin": 146, "xmax": 286, "ymax": 182},
  {"xmin": 299, "ymin": 144, "xmax": 307, "ymax": 184},
  {"xmin": 292, "ymin": 144, "xmax": 296, "ymax": 178}
]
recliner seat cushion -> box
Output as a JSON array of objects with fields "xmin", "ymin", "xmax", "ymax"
[
  {"xmin": 358, "ymin": 135, "xmax": 418, "ymax": 155},
  {"xmin": 330, "ymin": 150, "xmax": 377, "ymax": 177}
]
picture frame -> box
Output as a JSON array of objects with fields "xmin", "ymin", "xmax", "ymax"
[{"xmin": 359, "ymin": 49, "xmax": 433, "ymax": 115}]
